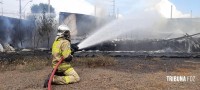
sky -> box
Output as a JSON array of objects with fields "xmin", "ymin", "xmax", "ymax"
[
  {"xmin": 0, "ymin": 0, "xmax": 199, "ymax": 18},
  {"xmin": 170, "ymin": 0, "xmax": 200, "ymax": 17}
]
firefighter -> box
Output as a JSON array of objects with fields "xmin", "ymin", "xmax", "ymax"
[{"xmin": 51, "ymin": 25, "xmax": 80, "ymax": 84}]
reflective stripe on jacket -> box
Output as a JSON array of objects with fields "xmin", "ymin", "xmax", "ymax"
[{"xmin": 52, "ymin": 37, "xmax": 72, "ymax": 71}]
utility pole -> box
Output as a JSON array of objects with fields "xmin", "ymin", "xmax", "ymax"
[
  {"xmin": 1, "ymin": 5, "xmax": 3, "ymax": 16},
  {"xmin": 19, "ymin": 0, "xmax": 23, "ymax": 47},
  {"xmin": 48, "ymin": 0, "xmax": 50, "ymax": 14},
  {"xmin": 116, "ymin": 8, "xmax": 119, "ymax": 19},
  {"xmin": 0, "ymin": 0, "xmax": 3, "ymax": 16},
  {"xmin": 19, "ymin": 0, "xmax": 22, "ymax": 19},
  {"xmin": 170, "ymin": 5, "xmax": 173, "ymax": 19},
  {"xmin": 94, "ymin": 5, "xmax": 96, "ymax": 17},
  {"xmin": 112, "ymin": 0, "xmax": 115, "ymax": 18}
]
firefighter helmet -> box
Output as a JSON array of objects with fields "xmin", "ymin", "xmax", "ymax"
[
  {"xmin": 57, "ymin": 25, "xmax": 70, "ymax": 36},
  {"xmin": 57, "ymin": 25, "xmax": 71, "ymax": 40}
]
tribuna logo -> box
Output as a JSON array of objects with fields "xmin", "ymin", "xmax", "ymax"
[{"xmin": 166, "ymin": 76, "xmax": 195, "ymax": 82}]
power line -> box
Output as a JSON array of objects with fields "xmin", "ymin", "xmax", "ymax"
[{"xmin": 21, "ymin": 0, "xmax": 32, "ymax": 12}]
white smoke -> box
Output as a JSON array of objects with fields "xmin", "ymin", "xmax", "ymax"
[
  {"xmin": 28, "ymin": 0, "xmax": 191, "ymax": 19},
  {"xmin": 51, "ymin": 0, "xmax": 95, "ymax": 15},
  {"xmin": 119, "ymin": 0, "xmax": 190, "ymax": 18},
  {"xmin": 0, "ymin": 43, "xmax": 3, "ymax": 52},
  {"xmin": 2, "ymin": 0, "xmax": 190, "ymax": 19},
  {"xmin": 155, "ymin": 0, "xmax": 190, "ymax": 18},
  {"xmin": 77, "ymin": 0, "xmax": 194, "ymax": 49}
]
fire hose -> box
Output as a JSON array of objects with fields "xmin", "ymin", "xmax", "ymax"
[
  {"xmin": 43, "ymin": 57, "xmax": 64, "ymax": 90},
  {"xmin": 44, "ymin": 43, "xmax": 79, "ymax": 90}
]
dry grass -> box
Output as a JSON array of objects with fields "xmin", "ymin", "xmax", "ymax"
[
  {"xmin": 16, "ymin": 60, "xmax": 49, "ymax": 72},
  {"xmin": 0, "ymin": 54, "xmax": 199, "ymax": 90},
  {"xmin": 72, "ymin": 56, "xmax": 118, "ymax": 68},
  {"xmin": 0, "ymin": 55, "xmax": 117, "ymax": 72},
  {"xmin": 0, "ymin": 56, "xmax": 51, "ymax": 72},
  {"xmin": 174, "ymin": 68, "xmax": 193, "ymax": 76},
  {"xmin": 146, "ymin": 57, "xmax": 162, "ymax": 61}
]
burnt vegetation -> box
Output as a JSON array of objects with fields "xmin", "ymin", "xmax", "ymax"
[{"xmin": 0, "ymin": 3, "xmax": 57, "ymax": 49}]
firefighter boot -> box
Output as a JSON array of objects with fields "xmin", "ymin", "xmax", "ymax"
[{"xmin": 43, "ymin": 74, "xmax": 51, "ymax": 88}]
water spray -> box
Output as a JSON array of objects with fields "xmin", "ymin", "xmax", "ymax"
[
  {"xmin": 77, "ymin": 0, "xmax": 198, "ymax": 50},
  {"xmin": 78, "ymin": 10, "xmax": 163, "ymax": 49}
]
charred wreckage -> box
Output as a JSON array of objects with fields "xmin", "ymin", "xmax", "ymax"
[
  {"xmin": 1, "ymin": 33, "xmax": 200, "ymax": 58},
  {"xmin": 1, "ymin": 14, "xmax": 200, "ymax": 58}
]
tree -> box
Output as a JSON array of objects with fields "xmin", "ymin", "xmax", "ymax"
[
  {"xmin": 30, "ymin": 3, "xmax": 57, "ymax": 49},
  {"xmin": 36, "ymin": 11, "xmax": 57, "ymax": 48},
  {"xmin": 31, "ymin": 3, "xmax": 55, "ymax": 14}
]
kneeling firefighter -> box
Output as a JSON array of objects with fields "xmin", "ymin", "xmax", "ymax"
[{"xmin": 44, "ymin": 25, "xmax": 80, "ymax": 88}]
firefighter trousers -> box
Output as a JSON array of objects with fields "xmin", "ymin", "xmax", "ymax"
[{"xmin": 53, "ymin": 67, "xmax": 80, "ymax": 84}]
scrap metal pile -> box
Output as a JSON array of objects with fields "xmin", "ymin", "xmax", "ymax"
[
  {"xmin": 75, "ymin": 33, "xmax": 200, "ymax": 58},
  {"xmin": 1, "ymin": 33, "xmax": 200, "ymax": 58}
]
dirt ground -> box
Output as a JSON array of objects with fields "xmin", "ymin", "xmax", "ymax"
[{"xmin": 0, "ymin": 52, "xmax": 200, "ymax": 90}]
